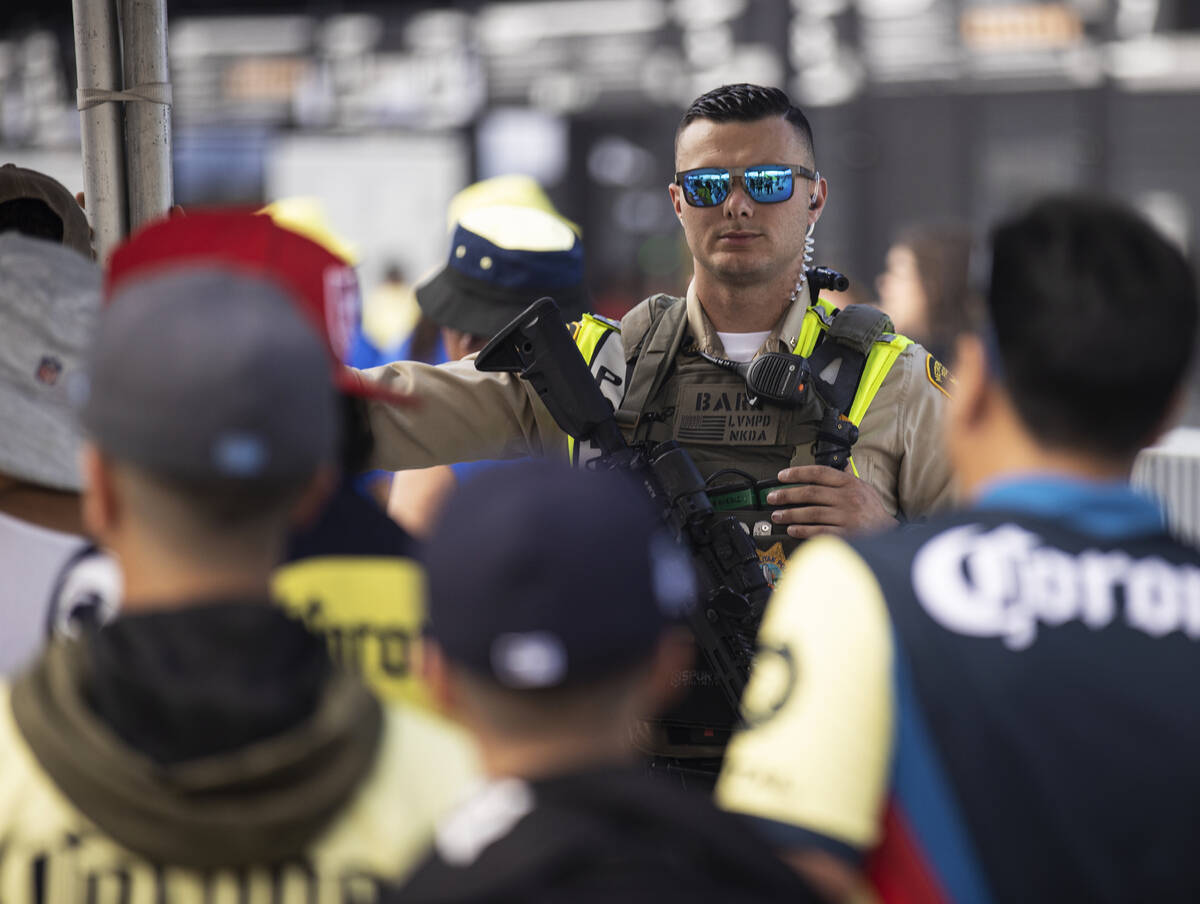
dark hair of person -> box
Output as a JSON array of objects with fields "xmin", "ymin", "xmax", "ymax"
[
  {"xmin": 0, "ymin": 198, "xmax": 64, "ymax": 244},
  {"xmin": 988, "ymin": 195, "xmax": 1198, "ymax": 461},
  {"xmin": 676, "ymin": 83, "xmax": 816, "ymax": 163},
  {"xmin": 140, "ymin": 471, "xmax": 310, "ymax": 531},
  {"xmin": 897, "ymin": 222, "xmax": 977, "ymax": 361},
  {"xmin": 406, "ymin": 314, "xmax": 444, "ymax": 365}
]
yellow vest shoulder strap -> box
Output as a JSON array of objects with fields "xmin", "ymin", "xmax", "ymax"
[
  {"xmin": 794, "ymin": 298, "xmax": 839, "ymax": 358},
  {"xmin": 567, "ymin": 314, "xmax": 623, "ymax": 463},
  {"xmin": 848, "ymin": 334, "xmax": 912, "ymax": 426},
  {"xmin": 571, "ymin": 312, "xmax": 621, "ymax": 363},
  {"xmin": 793, "ymin": 301, "xmax": 911, "ymax": 428}
]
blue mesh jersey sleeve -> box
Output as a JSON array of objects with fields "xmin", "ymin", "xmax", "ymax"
[{"xmin": 449, "ymin": 458, "xmax": 506, "ymax": 483}]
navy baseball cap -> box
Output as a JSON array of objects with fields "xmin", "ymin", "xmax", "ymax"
[
  {"xmin": 422, "ymin": 460, "xmax": 698, "ymax": 690},
  {"xmin": 416, "ymin": 205, "xmax": 586, "ymax": 339}
]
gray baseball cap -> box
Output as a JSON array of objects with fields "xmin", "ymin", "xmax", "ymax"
[
  {"xmin": 0, "ymin": 233, "xmax": 101, "ymax": 492},
  {"xmin": 80, "ymin": 267, "xmax": 338, "ymax": 484}
]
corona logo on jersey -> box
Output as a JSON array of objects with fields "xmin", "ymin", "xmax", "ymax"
[
  {"xmin": 913, "ymin": 523, "xmax": 1200, "ymax": 650},
  {"xmin": 273, "ymin": 556, "xmax": 432, "ymax": 708}
]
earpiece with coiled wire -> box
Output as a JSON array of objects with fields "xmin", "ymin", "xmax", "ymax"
[
  {"xmin": 788, "ymin": 222, "xmax": 817, "ymax": 304},
  {"xmin": 789, "ymin": 171, "xmax": 821, "ymax": 303}
]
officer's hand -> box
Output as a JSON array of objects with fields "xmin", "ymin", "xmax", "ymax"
[{"xmin": 766, "ymin": 465, "xmax": 898, "ymax": 539}]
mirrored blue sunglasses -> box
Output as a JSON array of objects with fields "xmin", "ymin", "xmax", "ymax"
[{"xmin": 674, "ymin": 164, "xmax": 818, "ymax": 208}]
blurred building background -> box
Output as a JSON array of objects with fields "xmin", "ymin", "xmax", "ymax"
[{"xmin": 1, "ymin": 1, "xmax": 1198, "ymax": 388}]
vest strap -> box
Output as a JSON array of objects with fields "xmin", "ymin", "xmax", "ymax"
[
  {"xmin": 568, "ymin": 314, "xmax": 621, "ymax": 464},
  {"xmin": 614, "ymin": 296, "xmax": 689, "ymax": 433},
  {"xmin": 827, "ymin": 304, "xmax": 894, "ymax": 355},
  {"xmin": 793, "ymin": 299, "xmax": 838, "ymax": 357},
  {"xmin": 848, "ymin": 335, "xmax": 913, "ymax": 426},
  {"xmin": 793, "ymin": 303, "xmax": 910, "ymax": 477}
]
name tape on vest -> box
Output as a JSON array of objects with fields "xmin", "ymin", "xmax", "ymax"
[{"xmin": 674, "ymin": 383, "xmax": 780, "ymax": 445}]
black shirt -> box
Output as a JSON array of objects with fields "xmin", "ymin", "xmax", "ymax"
[{"xmin": 392, "ymin": 765, "xmax": 822, "ymax": 904}]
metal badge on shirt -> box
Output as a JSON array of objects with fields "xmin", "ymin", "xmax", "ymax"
[{"xmin": 673, "ymin": 383, "xmax": 780, "ymax": 445}]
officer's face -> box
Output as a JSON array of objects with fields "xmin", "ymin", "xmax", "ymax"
[{"xmin": 669, "ymin": 116, "xmax": 825, "ymax": 295}]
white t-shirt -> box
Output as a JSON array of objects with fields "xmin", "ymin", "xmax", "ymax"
[
  {"xmin": 716, "ymin": 330, "xmax": 771, "ymax": 364},
  {"xmin": 0, "ymin": 511, "xmax": 120, "ymax": 675}
]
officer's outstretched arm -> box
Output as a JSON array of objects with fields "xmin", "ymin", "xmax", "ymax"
[{"xmin": 354, "ymin": 358, "xmax": 567, "ymax": 471}]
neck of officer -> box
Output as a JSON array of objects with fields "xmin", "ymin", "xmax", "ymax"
[
  {"xmin": 955, "ymin": 389, "xmax": 1135, "ymax": 501},
  {"xmin": 692, "ymin": 265, "xmax": 797, "ymax": 333}
]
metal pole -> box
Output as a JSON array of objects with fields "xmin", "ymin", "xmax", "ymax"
[
  {"xmin": 121, "ymin": 0, "xmax": 173, "ymax": 234},
  {"xmin": 71, "ymin": 0, "xmax": 127, "ymax": 263}
]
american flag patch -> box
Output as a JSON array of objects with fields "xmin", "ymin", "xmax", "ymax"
[{"xmin": 677, "ymin": 415, "xmax": 725, "ymax": 441}]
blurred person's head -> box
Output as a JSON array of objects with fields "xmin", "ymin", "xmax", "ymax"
[
  {"xmin": 669, "ymin": 85, "xmax": 827, "ymax": 312},
  {"xmin": 106, "ymin": 211, "xmax": 411, "ymax": 477},
  {"xmin": 445, "ymin": 174, "xmax": 578, "ymax": 234},
  {"xmin": 948, "ymin": 195, "xmax": 1198, "ymax": 492},
  {"xmin": 0, "ymin": 164, "xmax": 92, "ymax": 259},
  {"xmin": 415, "ymin": 205, "xmax": 586, "ymax": 361},
  {"xmin": 877, "ymin": 222, "xmax": 974, "ymax": 361},
  {"xmin": 259, "ymin": 196, "xmax": 358, "ymax": 265},
  {"xmin": 79, "ymin": 267, "xmax": 339, "ymax": 607},
  {"xmin": 0, "ymin": 234, "xmax": 101, "ymax": 533},
  {"xmin": 421, "ymin": 461, "xmax": 696, "ymax": 778}
]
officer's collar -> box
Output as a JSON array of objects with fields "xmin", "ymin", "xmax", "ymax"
[{"xmin": 687, "ymin": 280, "xmax": 807, "ymax": 358}]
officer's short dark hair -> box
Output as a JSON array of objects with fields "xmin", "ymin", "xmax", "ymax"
[
  {"xmin": 676, "ymin": 83, "xmax": 816, "ymax": 164},
  {"xmin": 988, "ymin": 195, "xmax": 1198, "ymax": 461}
]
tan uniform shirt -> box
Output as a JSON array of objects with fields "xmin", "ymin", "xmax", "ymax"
[{"xmin": 360, "ymin": 292, "xmax": 955, "ymax": 520}]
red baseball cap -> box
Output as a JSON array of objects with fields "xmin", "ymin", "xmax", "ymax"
[{"xmin": 105, "ymin": 211, "xmax": 414, "ymax": 405}]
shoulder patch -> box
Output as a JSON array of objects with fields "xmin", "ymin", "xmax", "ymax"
[{"xmin": 926, "ymin": 354, "xmax": 954, "ymax": 398}]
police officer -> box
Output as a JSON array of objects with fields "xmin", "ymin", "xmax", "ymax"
[
  {"xmin": 357, "ymin": 84, "xmax": 954, "ymax": 563},
  {"xmin": 717, "ymin": 195, "xmax": 1200, "ymax": 902}
]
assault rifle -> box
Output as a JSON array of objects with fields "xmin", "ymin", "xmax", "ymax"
[{"xmin": 475, "ymin": 297, "xmax": 771, "ymax": 730}]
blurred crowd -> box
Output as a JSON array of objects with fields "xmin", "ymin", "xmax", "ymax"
[{"xmin": 0, "ymin": 80, "xmax": 1197, "ymax": 904}]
